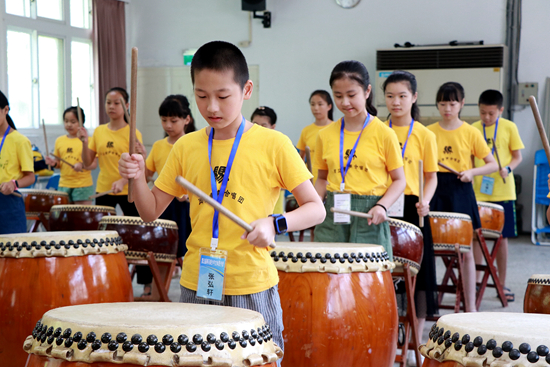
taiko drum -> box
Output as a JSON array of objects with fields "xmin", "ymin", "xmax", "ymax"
[
  {"xmin": 273, "ymin": 242, "xmax": 398, "ymax": 367},
  {"xmin": 477, "ymin": 201, "xmax": 505, "ymax": 238},
  {"xmin": 0, "ymin": 231, "xmax": 134, "ymax": 367},
  {"xmin": 23, "ymin": 303, "xmax": 282, "ymax": 367},
  {"xmin": 428, "ymin": 212, "xmax": 473, "ymax": 253},
  {"xmin": 388, "ymin": 218, "xmax": 424, "ymax": 276},
  {"xmin": 420, "ymin": 312, "xmax": 550, "ymax": 366},
  {"xmin": 20, "ymin": 189, "xmax": 69, "ymax": 218},
  {"xmin": 524, "ymin": 274, "xmax": 550, "ymax": 314},
  {"xmin": 98, "ymin": 216, "xmax": 179, "ymax": 263},
  {"xmin": 49, "ymin": 205, "xmax": 116, "ymax": 231}
]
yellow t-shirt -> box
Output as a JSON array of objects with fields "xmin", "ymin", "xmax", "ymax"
[
  {"xmin": 146, "ymin": 137, "xmax": 173, "ymax": 175},
  {"xmin": 472, "ymin": 118, "xmax": 524, "ymax": 201},
  {"xmin": 155, "ymin": 124, "xmax": 312, "ymax": 295},
  {"xmin": 0, "ymin": 130, "xmax": 34, "ymax": 182},
  {"xmin": 297, "ymin": 122, "xmax": 332, "ymax": 183},
  {"xmin": 427, "ymin": 122, "xmax": 491, "ymax": 173},
  {"xmin": 314, "ymin": 117, "xmax": 403, "ymax": 196},
  {"xmin": 88, "ymin": 124, "xmax": 143, "ymax": 195},
  {"xmin": 385, "ymin": 121, "xmax": 439, "ymax": 196},
  {"xmin": 54, "ymin": 135, "xmax": 93, "ymax": 188}
]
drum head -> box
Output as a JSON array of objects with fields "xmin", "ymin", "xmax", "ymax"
[
  {"xmin": 0, "ymin": 231, "xmax": 125, "ymax": 258},
  {"xmin": 528, "ymin": 274, "xmax": 550, "ymax": 285},
  {"xmin": 19, "ymin": 189, "xmax": 69, "ymax": 196},
  {"xmin": 24, "ymin": 302, "xmax": 283, "ymax": 366},
  {"xmin": 420, "ymin": 312, "xmax": 550, "ymax": 366},
  {"xmin": 99, "ymin": 215, "xmax": 178, "ymax": 229},
  {"xmin": 271, "ymin": 242, "xmax": 393, "ymax": 273},
  {"xmin": 477, "ymin": 201, "xmax": 505, "ymax": 211},
  {"xmin": 50, "ymin": 205, "xmax": 117, "ymax": 213}
]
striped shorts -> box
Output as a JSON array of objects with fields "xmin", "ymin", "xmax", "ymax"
[{"xmin": 179, "ymin": 285, "xmax": 284, "ymax": 367}]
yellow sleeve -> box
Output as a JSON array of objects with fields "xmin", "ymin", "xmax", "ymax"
[
  {"xmin": 136, "ymin": 129, "xmax": 143, "ymax": 143},
  {"xmin": 385, "ymin": 130, "xmax": 404, "ymax": 172},
  {"xmin": 18, "ymin": 138, "xmax": 34, "ymax": 172},
  {"xmin": 296, "ymin": 129, "xmax": 307, "ymax": 151},
  {"xmin": 314, "ymin": 133, "xmax": 327, "ymax": 171},
  {"xmin": 88, "ymin": 129, "xmax": 97, "ymax": 152},
  {"xmin": 472, "ymin": 128, "xmax": 491, "ymax": 159},
  {"xmin": 145, "ymin": 143, "xmax": 156, "ymax": 173},
  {"xmin": 274, "ymin": 136, "xmax": 312, "ymax": 191},
  {"xmin": 424, "ymin": 132, "xmax": 439, "ymax": 172},
  {"xmin": 509, "ymin": 123, "xmax": 525, "ymax": 151},
  {"xmin": 154, "ymin": 142, "xmax": 184, "ymax": 198},
  {"xmin": 54, "ymin": 137, "xmax": 60, "ymax": 157}
]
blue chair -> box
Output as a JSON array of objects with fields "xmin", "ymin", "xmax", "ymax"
[
  {"xmin": 531, "ymin": 149, "xmax": 550, "ymax": 245},
  {"xmin": 46, "ymin": 174, "xmax": 60, "ymax": 190}
]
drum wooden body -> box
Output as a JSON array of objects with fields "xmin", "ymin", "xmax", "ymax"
[
  {"xmin": 49, "ymin": 205, "xmax": 116, "ymax": 231},
  {"xmin": 428, "ymin": 212, "xmax": 473, "ymax": 253},
  {"xmin": 524, "ymin": 274, "xmax": 550, "ymax": 314},
  {"xmin": 0, "ymin": 231, "xmax": 133, "ymax": 367},
  {"xmin": 20, "ymin": 189, "xmax": 69, "ymax": 217},
  {"xmin": 98, "ymin": 216, "xmax": 178, "ymax": 263},
  {"xmin": 388, "ymin": 218, "xmax": 424, "ymax": 275},
  {"xmin": 420, "ymin": 312, "xmax": 550, "ymax": 367},
  {"xmin": 477, "ymin": 201, "xmax": 505, "ymax": 238},
  {"xmin": 273, "ymin": 242, "xmax": 398, "ymax": 367},
  {"xmin": 24, "ymin": 303, "xmax": 283, "ymax": 367}
]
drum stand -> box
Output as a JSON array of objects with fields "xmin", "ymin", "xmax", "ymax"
[
  {"xmin": 434, "ymin": 244, "xmax": 467, "ymax": 313},
  {"xmin": 127, "ymin": 251, "xmax": 176, "ymax": 302},
  {"xmin": 474, "ymin": 229, "xmax": 508, "ymax": 309},
  {"xmin": 288, "ymin": 227, "xmax": 314, "ymax": 242},
  {"xmin": 393, "ymin": 263, "xmax": 422, "ymax": 367},
  {"xmin": 26, "ymin": 213, "xmax": 49, "ymax": 232}
]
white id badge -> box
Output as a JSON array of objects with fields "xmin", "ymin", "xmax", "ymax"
[
  {"xmin": 480, "ymin": 176, "xmax": 495, "ymax": 196},
  {"xmin": 387, "ymin": 193, "xmax": 405, "ymax": 218},
  {"xmin": 334, "ymin": 193, "xmax": 351, "ymax": 224},
  {"xmin": 196, "ymin": 248, "xmax": 228, "ymax": 302}
]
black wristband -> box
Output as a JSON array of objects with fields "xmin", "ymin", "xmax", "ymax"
[
  {"xmin": 374, "ymin": 203, "xmax": 387, "ymax": 213},
  {"xmin": 15, "ymin": 180, "xmax": 19, "ymax": 188}
]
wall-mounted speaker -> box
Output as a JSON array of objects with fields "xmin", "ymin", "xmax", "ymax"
[{"xmin": 242, "ymin": 0, "xmax": 266, "ymax": 11}]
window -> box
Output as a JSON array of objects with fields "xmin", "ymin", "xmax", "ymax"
[{"xmin": 2, "ymin": 0, "xmax": 95, "ymax": 129}]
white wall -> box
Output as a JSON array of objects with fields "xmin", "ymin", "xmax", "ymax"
[{"xmin": 128, "ymin": 0, "xmax": 548, "ymax": 232}]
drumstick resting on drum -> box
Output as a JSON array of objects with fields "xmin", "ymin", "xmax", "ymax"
[
  {"xmin": 175, "ymin": 176, "xmax": 276, "ymax": 249},
  {"xmin": 89, "ymin": 189, "xmax": 114, "ymax": 200}
]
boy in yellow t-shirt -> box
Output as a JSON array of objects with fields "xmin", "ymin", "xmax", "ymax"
[
  {"xmin": 472, "ymin": 90, "xmax": 524, "ymax": 302},
  {"xmin": 46, "ymin": 107, "xmax": 97, "ymax": 204},
  {"xmin": 118, "ymin": 41, "xmax": 325, "ymax": 358}
]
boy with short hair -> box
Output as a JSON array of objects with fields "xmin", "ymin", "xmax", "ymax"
[
  {"xmin": 118, "ymin": 41, "xmax": 325, "ymax": 357},
  {"xmin": 472, "ymin": 89, "xmax": 524, "ymax": 302}
]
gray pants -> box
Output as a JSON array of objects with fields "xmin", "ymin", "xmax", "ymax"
[{"xmin": 179, "ymin": 285, "xmax": 284, "ymax": 367}]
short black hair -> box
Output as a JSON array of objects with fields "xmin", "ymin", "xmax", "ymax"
[
  {"xmin": 63, "ymin": 106, "xmax": 86, "ymax": 125},
  {"xmin": 251, "ymin": 106, "xmax": 277, "ymax": 126},
  {"xmin": 159, "ymin": 94, "xmax": 196, "ymax": 134},
  {"xmin": 191, "ymin": 41, "xmax": 249, "ymax": 89},
  {"xmin": 478, "ymin": 89, "xmax": 503, "ymax": 108},
  {"xmin": 436, "ymin": 82, "xmax": 465, "ymax": 104}
]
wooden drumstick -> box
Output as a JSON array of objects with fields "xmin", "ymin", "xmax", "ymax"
[
  {"xmin": 49, "ymin": 153, "xmax": 75, "ymax": 169},
  {"xmin": 76, "ymin": 98, "xmax": 83, "ymax": 128},
  {"xmin": 418, "ymin": 159, "xmax": 424, "ymax": 228},
  {"xmin": 128, "ymin": 47, "xmax": 138, "ymax": 203},
  {"xmin": 438, "ymin": 162, "xmax": 460, "ymax": 176},
  {"xmin": 530, "ymin": 96, "xmax": 550, "ymax": 164},
  {"xmin": 493, "ymin": 146, "xmax": 506, "ymax": 184},
  {"xmin": 305, "ymin": 146, "xmax": 312, "ymax": 173},
  {"xmin": 42, "ymin": 119, "xmax": 50, "ymax": 170},
  {"xmin": 330, "ymin": 207, "xmax": 374, "ymax": 220},
  {"xmin": 175, "ymin": 175, "xmax": 276, "ymax": 249},
  {"xmin": 121, "ymin": 97, "xmax": 131, "ymax": 124},
  {"xmin": 89, "ymin": 189, "xmax": 114, "ymax": 200},
  {"xmin": 0, "ymin": 182, "xmax": 22, "ymax": 197}
]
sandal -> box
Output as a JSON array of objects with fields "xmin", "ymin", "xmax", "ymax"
[
  {"xmin": 140, "ymin": 284, "xmax": 152, "ymax": 297},
  {"xmin": 502, "ymin": 287, "xmax": 515, "ymax": 302}
]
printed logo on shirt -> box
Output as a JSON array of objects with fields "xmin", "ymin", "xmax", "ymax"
[
  {"xmin": 399, "ymin": 142, "xmax": 404, "ymax": 150},
  {"xmin": 344, "ymin": 149, "xmax": 358, "ymax": 161},
  {"xmin": 67, "ymin": 148, "xmax": 73, "ymax": 153},
  {"xmin": 200, "ymin": 189, "xmax": 244, "ymax": 205},
  {"xmin": 486, "ymin": 138, "xmax": 494, "ymax": 147},
  {"xmin": 213, "ymin": 166, "xmax": 227, "ymax": 184},
  {"xmin": 106, "ymin": 141, "xmax": 114, "ymax": 148},
  {"xmin": 443, "ymin": 146, "xmax": 453, "ymax": 154}
]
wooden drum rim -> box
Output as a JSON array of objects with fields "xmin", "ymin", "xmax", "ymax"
[
  {"xmin": 387, "ymin": 217, "xmax": 423, "ymax": 236},
  {"xmin": 50, "ymin": 205, "xmax": 117, "ymax": 214},
  {"xmin": 19, "ymin": 189, "xmax": 69, "ymax": 197},
  {"xmin": 477, "ymin": 201, "xmax": 505, "ymax": 212},
  {"xmin": 428, "ymin": 211, "xmax": 472, "ymax": 221},
  {"xmin": 528, "ymin": 274, "xmax": 550, "ymax": 285},
  {"xmin": 99, "ymin": 215, "xmax": 178, "ymax": 230}
]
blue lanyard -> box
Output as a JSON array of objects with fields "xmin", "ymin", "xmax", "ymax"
[
  {"xmin": 483, "ymin": 117, "xmax": 499, "ymax": 155},
  {"xmin": 0, "ymin": 126, "xmax": 10, "ymax": 156},
  {"xmin": 389, "ymin": 119, "xmax": 414, "ymax": 158},
  {"xmin": 208, "ymin": 116, "xmax": 245, "ymax": 245},
  {"xmin": 339, "ymin": 114, "xmax": 370, "ymax": 191}
]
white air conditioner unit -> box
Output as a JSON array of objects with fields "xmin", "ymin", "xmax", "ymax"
[{"xmin": 374, "ymin": 45, "xmax": 507, "ymax": 124}]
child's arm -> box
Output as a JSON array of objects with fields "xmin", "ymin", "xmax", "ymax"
[
  {"xmin": 82, "ymin": 157, "xmax": 98, "ymax": 171},
  {"xmin": 119, "ymin": 152, "xmax": 173, "ymax": 221},
  {"xmin": 78, "ymin": 127, "xmax": 96, "ymax": 167},
  {"xmin": 314, "ymin": 169, "xmax": 328, "ymax": 199},
  {"xmin": 243, "ymin": 180, "xmax": 326, "ymax": 248},
  {"xmin": 500, "ymin": 149, "xmax": 522, "ymax": 179},
  {"xmin": 367, "ymin": 167, "xmax": 406, "ymax": 225},
  {"xmin": 459, "ymin": 154, "xmax": 498, "ymax": 182},
  {"xmin": 417, "ymin": 172, "xmax": 437, "ymax": 217}
]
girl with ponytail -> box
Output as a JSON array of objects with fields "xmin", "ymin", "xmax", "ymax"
[
  {"xmin": 313, "ymin": 60, "xmax": 406, "ymax": 258},
  {"xmin": 0, "ymin": 91, "xmax": 36, "ymax": 234},
  {"xmin": 383, "ymin": 70, "xmax": 439, "ymax": 342}
]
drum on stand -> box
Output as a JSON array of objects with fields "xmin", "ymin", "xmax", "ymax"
[
  {"xmin": 23, "ymin": 302, "xmax": 283, "ymax": 366},
  {"xmin": 273, "ymin": 242, "xmax": 398, "ymax": 367},
  {"xmin": 524, "ymin": 274, "xmax": 550, "ymax": 314},
  {"xmin": 49, "ymin": 205, "xmax": 117, "ymax": 231},
  {"xmin": 388, "ymin": 218, "xmax": 424, "ymax": 276},
  {"xmin": 20, "ymin": 189, "xmax": 70, "ymax": 218},
  {"xmin": 420, "ymin": 312, "xmax": 550, "ymax": 366},
  {"xmin": 428, "ymin": 212, "xmax": 473, "ymax": 253},
  {"xmin": 477, "ymin": 201, "xmax": 505, "ymax": 239},
  {"xmin": 0, "ymin": 231, "xmax": 133, "ymax": 367}
]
